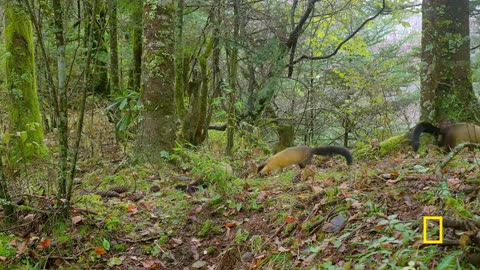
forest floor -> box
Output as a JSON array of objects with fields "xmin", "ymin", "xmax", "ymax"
[{"xmin": 1, "ymin": 117, "xmax": 480, "ymax": 269}]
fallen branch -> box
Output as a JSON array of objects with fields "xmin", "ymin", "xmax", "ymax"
[{"xmin": 208, "ymin": 124, "xmax": 227, "ymax": 131}]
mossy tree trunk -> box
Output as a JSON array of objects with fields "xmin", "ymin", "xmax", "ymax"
[
  {"xmin": 0, "ymin": 155, "xmax": 15, "ymax": 223},
  {"xmin": 225, "ymin": 0, "xmax": 241, "ymax": 156},
  {"xmin": 5, "ymin": 0, "xmax": 46, "ymax": 160},
  {"xmin": 84, "ymin": 0, "xmax": 108, "ymax": 96},
  {"xmin": 274, "ymin": 123, "xmax": 294, "ymax": 153},
  {"xmin": 181, "ymin": 39, "xmax": 212, "ymax": 146},
  {"xmin": 420, "ymin": 0, "xmax": 480, "ymax": 123},
  {"xmin": 109, "ymin": 0, "xmax": 119, "ymax": 93},
  {"xmin": 137, "ymin": 1, "xmax": 177, "ymax": 158},
  {"xmin": 91, "ymin": 0, "xmax": 109, "ymax": 96},
  {"xmin": 52, "ymin": 0, "xmax": 69, "ymax": 204},
  {"xmin": 175, "ymin": 0, "xmax": 186, "ymax": 118},
  {"xmin": 130, "ymin": 0, "xmax": 142, "ymax": 92}
]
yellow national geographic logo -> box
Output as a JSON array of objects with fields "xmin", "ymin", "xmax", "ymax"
[{"xmin": 423, "ymin": 216, "xmax": 443, "ymax": 244}]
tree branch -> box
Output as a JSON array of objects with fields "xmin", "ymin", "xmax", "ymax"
[{"xmin": 290, "ymin": 0, "xmax": 386, "ymax": 66}]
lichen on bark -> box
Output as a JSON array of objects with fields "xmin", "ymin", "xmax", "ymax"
[{"xmin": 5, "ymin": 0, "xmax": 46, "ymax": 159}]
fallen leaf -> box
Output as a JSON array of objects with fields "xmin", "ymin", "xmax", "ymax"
[
  {"xmin": 141, "ymin": 260, "xmax": 155, "ymax": 268},
  {"xmin": 285, "ymin": 216, "xmax": 297, "ymax": 223},
  {"xmin": 39, "ymin": 239, "xmax": 51, "ymax": 250},
  {"xmin": 107, "ymin": 256, "xmax": 125, "ymax": 267},
  {"xmin": 225, "ymin": 222, "xmax": 236, "ymax": 228},
  {"xmin": 127, "ymin": 204, "xmax": 138, "ymax": 214},
  {"xmin": 16, "ymin": 242, "xmax": 27, "ymax": 255},
  {"xmin": 23, "ymin": 214, "xmax": 35, "ymax": 221},
  {"xmin": 192, "ymin": 260, "xmax": 207, "ymax": 268},
  {"xmin": 72, "ymin": 215, "xmax": 83, "ymax": 224},
  {"xmin": 0, "ymin": 256, "xmax": 6, "ymax": 262},
  {"xmin": 169, "ymin": 237, "xmax": 183, "ymax": 247},
  {"xmin": 141, "ymin": 202, "xmax": 155, "ymax": 210},
  {"xmin": 95, "ymin": 246, "xmax": 107, "ymax": 255},
  {"xmin": 256, "ymin": 191, "xmax": 267, "ymax": 202}
]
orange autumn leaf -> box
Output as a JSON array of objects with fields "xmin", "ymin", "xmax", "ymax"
[
  {"xmin": 390, "ymin": 171, "xmax": 399, "ymax": 178},
  {"xmin": 127, "ymin": 204, "xmax": 138, "ymax": 213},
  {"xmin": 225, "ymin": 222, "xmax": 236, "ymax": 228},
  {"xmin": 95, "ymin": 246, "xmax": 107, "ymax": 255},
  {"xmin": 285, "ymin": 216, "xmax": 297, "ymax": 223},
  {"xmin": 39, "ymin": 239, "xmax": 51, "ymax": 250}
]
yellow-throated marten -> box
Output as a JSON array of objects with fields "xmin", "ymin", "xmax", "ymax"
[
  {"xmin": 411, "ymin": 122, "xmax": 480, "ymax": 152},
  {"xmin": 257, "ymin": 145, "xmax": 353, "ymax": 174}
]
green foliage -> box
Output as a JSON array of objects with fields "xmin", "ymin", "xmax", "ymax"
[
  {"xmin": 107, "ymin": 89, "xmax": 143, "ymax": 142},
  {"xmin": 0, "ymin": 233, "xmax": 16, "ymax": 258},
  {"xmin": 445, "ymin": 197, "xmax": 473, "ymax": 218},
  {"xmin": 234, "ymin": 229, "xmax": 250, "ymax": 244},
  {"xmin": 4, "ymin": 1, "xmax": 46, "ymax": 160},
  {"xmin": 105, "ymin": 217, "xmax": 122, "ymax": 232},
  {"xmin": 174, "ymin": 146, "xmax": 234, "ymax": 195},
  {"xmin": 198, "ymin": 220, "xmax": 213, "ymax": 238}
]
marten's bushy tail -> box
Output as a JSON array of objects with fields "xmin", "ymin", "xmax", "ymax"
[
  {"xmin": 411, "ymin": 122, "xmax": 441, "ymax": 152},
  {"xmin": 312, "ymin": 146, "xmax": 353, "ymax": 165}
]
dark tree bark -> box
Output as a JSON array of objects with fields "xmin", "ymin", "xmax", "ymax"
[
  {"xmin": 420, "ymin": 0, "xmax": 480, "ymax": 123},
  {"xmin": 131, "ymin": 0, "xmax": 143, "ymax": 91},
  {"xmin": 0, "ymin": 154, "xmax": 15, "ymax": 223},
  {"xmin": 181, "ymin": 39, "xmax": 211, "ymax": 146},
  {"xmin": 175, "ymin": 0, "xmax": 186, "ymax": 118},
  {"xmin": 137, "ymin": 1, "xmax": 177, "ymax": 157},
  {"xmin": 109, "ymin": 0, "xmax": 119, "ymax": 93},
  {"xmin": 226, "ymin": 0, "xmax": 241, "ymax": 156}
]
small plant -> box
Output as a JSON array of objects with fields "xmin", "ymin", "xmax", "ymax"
[
  {"xmin": 105, "ymin": 217, "xmax": 121, "ymax": 232},
  {"xmin": 106, "ymin": 89, "xmax": 143, "ymax": 142},
  {"xmin": 234, "ymin": 229, "xmax": 250, "ymax": 244},
  {"xmin": 198, "ymin": 220, "xmax": 213, "ymax": 238}
]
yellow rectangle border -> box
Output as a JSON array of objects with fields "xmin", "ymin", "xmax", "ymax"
[{"xmin": 423, "ymin": 216, "xmax": 443, "ymax": 244}]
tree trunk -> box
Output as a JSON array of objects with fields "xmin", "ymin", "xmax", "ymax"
[
  {"xmin": 137, "ymin": 1, "xmax": 177, "ymax": 158},
  {"xmin": 131, "ymin": 0, "xmax": 142, "ymax": 91},
  {"xmin": 109, "ymin": 0, "xmax": 119, "ymax": 93},
  {"xmin": 0, "ymin": 156, "xmax": 15, "ymax": 223},
  {"xmin": 182, "ymin": 39, "xmax": 212, "ymax": 146},
  {"xmin": 175, "ymin": 0, "xmax": 186, "ymax": 118},
  {"xmin": 52, "ymin": 0, "xmax": 69, "ymax": 203},
  {"xmin": 68, "ymin": 0, "xmax": 97, "ymax": 201},
  {"xmin": 274, "ymin": 124, "xmax": 294, "ymax": 153},
  {"xmin": 226, "ymin": 0, "xmax": 241, "ymax": 156},
  {"xmin": 5, "ymin": 0, "xmax": 46, "ymax": 160},
  {"xmin": 420, "ymin": 0, "xmax": 479, "ymax": 123},
  {"xmin": 91, "ymin": 0, "xmax": 109, "ymax": 96}
]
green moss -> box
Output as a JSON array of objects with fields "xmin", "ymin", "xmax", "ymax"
[
  {"xmin": 445, "ymin": 197, "xmax": 472, "ymax": 218},
  {"xmin": 198, "ymin": 220, "xmax": 213, "ymax": 238},
  {"xmin": 5, "ymin": 0, "xmax": 46, "ymax": 159},
  {"xmin": 355, "ymin": 134, "xmax": 407, "ymax": 159},
  {"xmin": 0, "ymin": 233, "xmax": 16, "ymax": 258},
  {"xmin": 112, "ymin": 243, "xmax": 128, "ymax": 252}
]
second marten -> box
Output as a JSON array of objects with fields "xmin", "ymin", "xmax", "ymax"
[
  {"xmin": 257, "ymin": 145, "xmax": 353, "ymax": 174},
  {"xmin": 411, "ymin": 122, "xmax": 480, "ymax": 152}
]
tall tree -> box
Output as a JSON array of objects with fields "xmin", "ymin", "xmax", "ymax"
[
  {"xmin": 131, "ymin": 0, "xmax": 143, "ymax": 91},
  {"xmin": 226, "ymin": 0, "xmax": 241, "ymax": 156},
  {"xmin": 86, "ymin": 0, "xmax": 108, "ymax": 96},
  {"xmin": 52, "ymin": 0, "xmax": 69, "ymax": 203},
  {"xmin": 175, "ymin": 0, "xmax": 186, "ymax": 118},
  {"xmin": 138, "ymin": 1, "xmax": 177, "ymax": 157},
  {"xmin": 109, "ymin": 0, "xmax": 119, "ymax": 93},
  {"xmin": 420, "ymin": 0, "xmax": 479, "ymax": 123},
  {"xmin": 5, "ymin": 0, "xmax": 45, "ymax": 159}
]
